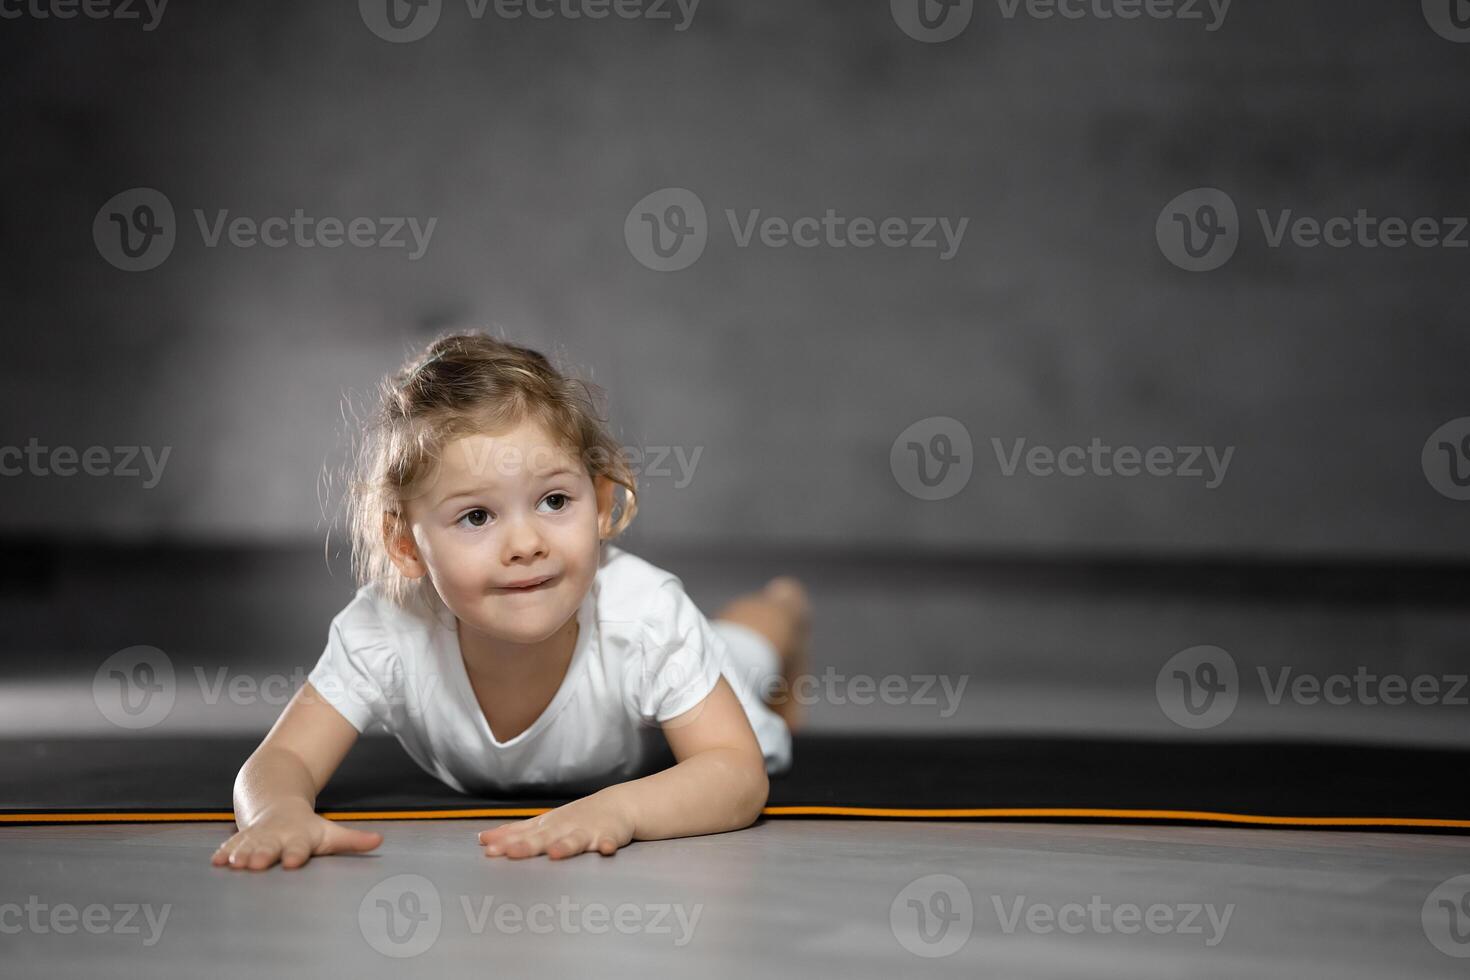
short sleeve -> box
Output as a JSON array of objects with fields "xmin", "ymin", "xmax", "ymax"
[
  {"xmin": 305, "ymin": 591, "xmax": 399, "ymax": 734},
  {"xmin": 636, "ymin": 581, "xmax": 726, "ymax": 724}
]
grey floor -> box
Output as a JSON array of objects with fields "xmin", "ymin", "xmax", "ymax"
[{"xmin": 3, "ymin": 818, "xmax": 1468, "ymax": 979}]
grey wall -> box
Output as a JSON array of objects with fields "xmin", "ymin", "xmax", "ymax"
[{"xmin": 2, "ymin": 0, "xmax": 1468, "ymax": 557}]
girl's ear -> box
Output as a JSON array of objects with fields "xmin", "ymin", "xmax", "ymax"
[
  {"xmin": 594, "ymin": 475, "xmax": 617, "ymax": 539},
  {"xmin": 383, "ymin": 512, "xmax": 427, "ymax": 579}
]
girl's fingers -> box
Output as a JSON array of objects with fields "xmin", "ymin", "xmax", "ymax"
[
  {"xmin": 238, "ymin": 835, "xmax": 280, "ymax": 870},
  {"xmin": 482, "ymin": 826, "xmax": 523, "ymax": 855},
  {"xmin": 280, "ymin": 842, "xmax": 312, "ymax": 869},
  {"xmin": 482, "ymin": 821, "xmax": 621, "ymax": 860},
  {"xmin": 246, "ymin": 845, "xmax": 280, "ymax": 870},
  {"xmin": 320, "ymin": 825, "xmax": 383, "ymax": 855},
  {"xmin": 504, "ymin": 832, "xmax": 548, "ymax": 859},
  {"xmin": 481, "ymin": 817, "xmax": 546, "ymax": 854},
  {"xmin": 212, "ymin": 834, "xmax": 242, "ymax": 864},
  {"xmin": 213, "ymin": 824, "xmax": 379, "ymax": 870},
  {"xmin": 547, "ymin": 831, "xmax": 589, "ymax": 860},
  {"xmin": 226, "ymin": 843, "xmax": 255, "ymax": 868},
  {"xmin": 478, "ymin": 819, "xmax": 530, "ymax": 844}
]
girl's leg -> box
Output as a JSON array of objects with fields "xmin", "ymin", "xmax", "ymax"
[{"xmin": 712, "ymin": 577, "xmax": 811, "ymax": 732}]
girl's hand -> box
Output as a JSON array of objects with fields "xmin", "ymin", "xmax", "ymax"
[
  {"xmin": 211, "ymin": 800, "xmax": 383, "ymax": 871},
  {"xmin": 478, "ymin": 790, "xmax": 636, "ymax": 860}
]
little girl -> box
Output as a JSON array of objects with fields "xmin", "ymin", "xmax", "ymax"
[{"xmin": 212, "ymin": 333, "xmax": 810, "ymax": 870}]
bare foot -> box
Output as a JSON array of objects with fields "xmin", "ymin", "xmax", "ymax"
[{"xmin": 715, "ymin": 576, "xmax": 811, "ymax": 732}]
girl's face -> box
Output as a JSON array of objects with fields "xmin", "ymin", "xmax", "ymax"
[{"xmin": 389, "ymin": 419, "xmax": 614, "ymax": 646}]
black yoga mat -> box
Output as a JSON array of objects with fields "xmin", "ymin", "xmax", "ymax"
[{"xmin": 3, "ymin": 734, "xmax": 1468, "ymax": 832}]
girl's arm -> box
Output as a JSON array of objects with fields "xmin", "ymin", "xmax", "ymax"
[
  {"xmin": 212, "ymin": 680, "xmax": 384, "ymax": 870},
  {"xmin": 477, "ymin": 676, "xmax": 769, "ymax": 859}
]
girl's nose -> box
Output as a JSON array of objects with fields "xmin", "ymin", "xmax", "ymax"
[{"xmin": 502, "ymin": 515, "xmax": 548, "ymax": 564}]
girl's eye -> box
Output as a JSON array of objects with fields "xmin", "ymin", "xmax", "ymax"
[
  {"xmin": 459, "ymin": 508, "xmax": 491, "ymax": 528},
  {"xmin": 540, "ymin": 493, "xmax": 569, "ymax": 513}
]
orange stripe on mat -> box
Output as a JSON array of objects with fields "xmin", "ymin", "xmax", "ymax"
[{"xmin": 1, "ymin": 806, "xmax": 1468, "ymax": 828}]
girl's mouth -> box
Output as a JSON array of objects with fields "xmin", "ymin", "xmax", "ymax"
[{"xmin": 497, "ymin": 575, "xmax": 556, "ymax": 592}]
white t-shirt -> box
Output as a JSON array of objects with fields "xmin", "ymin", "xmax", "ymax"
[{"xmin": 307, "ymin": 543, "xmax": 792, "ymax": 796}]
